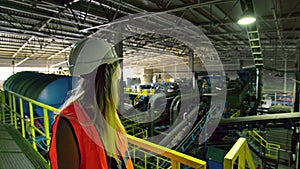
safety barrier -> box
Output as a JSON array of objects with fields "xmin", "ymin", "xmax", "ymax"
[
  {"xmin": 224, "ymin": 138, "xmax": 256, "ymax": 169},
  {"xmin": 1, "ymin": 90, "xmax": 59, "ymax": 152},
  {"xmin": 124, "ymin": 88, "xmax": 155, "ymax": 96},
  {"xmin": 230, "ymin": 109, "xmax": 240, "ymax": 118},
  {"xmin": 122, "ymin": 111, "xmax": 151, "ymax": 138},
  {"xmin": 122, "ymin": 111, "xmax": 149, "ymax": 126},
  {"xmin": 126, "ymin": 126, "xmax": 148, "ymax": 139},
  {"xmin": 1, "ymin": 90, "xmax": 207, "ymax": 169},
  {"xmin": 128, "ymin": 135, "xmax": 206, "ymax": 169},
  {"xmin": 125, "ymin": 88, "xmax": 155, "ymax": 106},
  {"xmin": 247, "ymin": 130, "xmax": 280, "ymax": 159}
]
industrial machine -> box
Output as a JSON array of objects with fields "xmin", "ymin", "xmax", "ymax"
[{"xmin": 3, "ymin": 71, "xmax": 72, "ymax": 153}]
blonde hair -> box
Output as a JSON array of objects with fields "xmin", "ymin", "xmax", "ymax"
[{"xmin": 93, "ymin": 61, "xmax": 126, "ymax": 163}]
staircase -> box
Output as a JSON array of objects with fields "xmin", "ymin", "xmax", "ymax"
[
  {"xmin": 236, "ymin": 131, "xmax": 263, "ymax": 158},
  {"xmin": 265, "ymin": 128, "xmax": 293, "ymax": 166},
  {"xmin": 236, "ymin": 130, "xmax": 280, "ymax": 169},
  {"xmin": 264, "ymin": 156, "xmax": 279, "ymax": 169}
]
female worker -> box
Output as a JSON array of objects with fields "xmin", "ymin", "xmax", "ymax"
[{"xmin": 49, "ymin": 37, "xmax": 134, "ymax": 169}]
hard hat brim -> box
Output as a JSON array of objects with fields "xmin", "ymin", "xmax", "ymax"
[{"xmin": 68, "ymin": 38, "xmax": 122, "ymax": 76}]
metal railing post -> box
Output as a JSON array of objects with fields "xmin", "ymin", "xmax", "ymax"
[
  {"xmin": 2, "ymin": 93, "xmax": 7, "ymax": 124},
  {"xmin": 12, "ymin": 95, "xmax": 17, "ymax": 129},
  {"xmin": 1, "ymin": 91, "xmax": 5, "ymax": 124},
  {"xmin": 144, "ymin": 153, "xmax": 147, "ymax": 169},
  {"xmin": 8, "ymin": 92, "xmax": 13, "ymax": 125},
  {"xmin": 171, "ymin": 160, "xmax": 180, "ymax": 169},
  {"xmin": 224, "ymin": 138, "xmax": 256, "ymax": 169},
  {"xmin": 29, "ymin": 102, "xmax": 37, "ymax": 151},
  {"xmin": 260, "ymin": 139, "xmax": 262, "ymax": 155},
  {"xmin": 19, "ymin": 97, "xmax": 26, "ymax": 138},
  {"xmin": 43, "ymin": 108, "xmax": 50, "ymax": 150},
  {"xmin": 238, "ymin": 147, "xmax": 245, "ymax": 169}
]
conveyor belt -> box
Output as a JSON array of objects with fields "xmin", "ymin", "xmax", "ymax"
[
  {"xmin": 0, "ymin": 124, "xmax": 48, "ymax": 169},
  {"xmin": 219, "ymin": 113, "xmax": 300, "ymax": 129}
]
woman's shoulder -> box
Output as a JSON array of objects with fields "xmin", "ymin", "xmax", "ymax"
[{"xmin": 59, "ymin": 101, "xmax": 83, "ymax": 119}]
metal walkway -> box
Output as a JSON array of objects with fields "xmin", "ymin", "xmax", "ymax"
[{"xmin": 0, "ymin": 124, "xmax": 48, "ymax": 169}]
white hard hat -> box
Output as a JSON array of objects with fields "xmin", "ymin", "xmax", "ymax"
[{"xmin": 68, "ymin": 37, "xmax": 122, "ymax": 76}]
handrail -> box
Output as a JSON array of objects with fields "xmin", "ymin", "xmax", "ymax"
[
  {"xmin": 126, "ymin": 126, "xmax": 148, "ymax": 139},
  {"xmin": 2, "ymin": 90, "xmax": 207, "ymax": 169},
  {"xmin": 247, "ymin": 130, "xmax": 280, "ymax": 159},
  {"xmin": 8, "ymin": 90, "xmax": 60, "ymax": 113},
  {"xmin": 230, "ymin": 109, "xmax": 240, "ymax": 118},
  {"xmin": 124, "ymin": 88, "xmax": 155, "ymax": 96},
  {"xmin": 3, "ymin": 90, "xmax": 60, "ymax": 152},
  {"xmin": 127, "ymin": 135, "xmax": 207, "ymax": 169},
  {"xmin": 224, "ymin": 138, "xmax": 256, "ymax": 169}
]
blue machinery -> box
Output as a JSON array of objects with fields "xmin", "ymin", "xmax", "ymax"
[
  {"xmin": 3, "ymin": 71, "xmax": 72, "ymax": 124},
  {"xmin": 3, "ymin": 71, "xmax": 72, "ymax": 152},
  {"xmin": 0, "ymin": 71, "xmax": 259, "ymax": 169}
]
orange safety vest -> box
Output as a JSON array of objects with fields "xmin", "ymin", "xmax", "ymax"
[{"xmin": 49, "ymin": 101, "xmax": 134, "ymax": 169}]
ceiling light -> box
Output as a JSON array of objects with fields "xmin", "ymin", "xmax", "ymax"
[{"xmin": 237, "ymin": 15, "xmax": 256, "ymax": 25}]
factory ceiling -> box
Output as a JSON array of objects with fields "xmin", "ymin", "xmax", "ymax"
[{"xmin": 0, "ymin": 0, "xmax": 299, "ymax": 73}]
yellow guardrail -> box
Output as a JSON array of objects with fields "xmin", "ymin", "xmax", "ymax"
[
  {"xmin": 1, "ymin": 90, "xmax": 207, "ymax": 169},
  {"xmin": 2, "ymin": 90, "xmax": 60, "ymax": 152},
  {"xmin": 2, "ymin": 90, "xmax": 261, "ymax": 169},
  {"xmin": 230, "ymin": 109, "xmax": 240, "ymax": 118},
  {"xmin": 224, "ymin": 138, "xmax": 256, "ymax": 169},
  {"xmin": 124, "ymin": 88, "xmax": 155, "ymax": 105},
  {"xmin": 126, "ymin": 126, "xmax": 148, "ymax": 139},
  {"xmin": 127, "ymin": 135, "xmax": 206, "ymax": 169},
  {"xmin": 247, "ymin": 130, "xmax": 280, "ymax": 159},
  {"xmin": 124, "ymin": 88, "xmax": 155, "ymax": 96},
  {"xmin": 122, "ymin": 111, "xmax": 148, "ymax": 125}
]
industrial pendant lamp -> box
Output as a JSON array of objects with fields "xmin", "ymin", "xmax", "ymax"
[
  {"xmin": 238, "ymin": 0, "xmax": 256, "ymax": 25},
  {"xmin": 237, "ymin": 13, "xmax": 256, "ymax": 25}
]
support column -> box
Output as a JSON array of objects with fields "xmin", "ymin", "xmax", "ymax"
[
  {"xmin": 295, "ymin": 127, "xmax": 300, "ymax": 169},
  {"xmin": 294, "ymin": 40, "xmax": 300, "ymax": 112},
  {"xmin": 284, "ymin": 53, "xmax": 288, "ymax": 93},
  {"xmin": 143, "ymin": 68, "xmax": 153, "ymax": 84},
  {"xmin": 256, "ymin": 67, "xmax": 263, "ymax": 101},
  {"xmin": 294, "ymin": 40, "xmax": 300, "ymax": 169},
  {"xmin": 188, "ymin": 49, "xmax": 195, "ymax": 89}
]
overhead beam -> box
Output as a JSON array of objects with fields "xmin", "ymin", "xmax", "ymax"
[
  {"xmin": 206, "ymin": 29, "xmax": 300, "ymax": 37},
  {"xmin": 198, "ymin": 12, "xmax": 300, "ymax": 28},
  {"xmin": 47, "ymin": 45, "xmax": 72, "ymax": 60},
  {"xmin": 11, "ymin": 18, "xmax": 52, "ymax": 59},
  {"xmin": 81, "ymin": 0, "xmax": 234, "ymax": 32},
  {"xmin": 3, "ymin": 0, "xmax": 108, "ymax": 25},
  {"xmin": 11, "ymin": 36, "xmax": 34, "ymax": 59},
  {"xmin": 0, "ymin": 28, "xmax": 81, "ymax": 41},
  {"xmin": 150, "ymin": 0, "xmax": 235, "ymax": 13}
]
